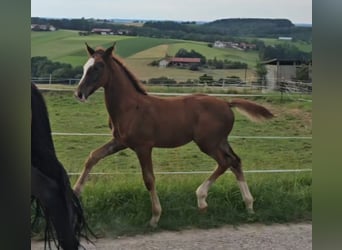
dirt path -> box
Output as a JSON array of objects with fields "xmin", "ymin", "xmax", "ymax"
[{"xmin": 31, "ymin": 223, "xmax": 312, "ymax": 250}]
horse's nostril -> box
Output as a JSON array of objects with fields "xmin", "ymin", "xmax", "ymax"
[{"xmin": 74, "ymin": 91, "xmax": 82, "ymax": 99}]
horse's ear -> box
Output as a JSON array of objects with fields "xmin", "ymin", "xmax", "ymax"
[
  {"xmin": 85, "ymin": 42, "xmax": 95, "ymax": 56},
  {"xmin": 104, "ymin": 42, "xmax": 116, "ymax": 58}
]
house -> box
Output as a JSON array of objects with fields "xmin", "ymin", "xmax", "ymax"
[
  {"xmin": 213, "ymin": 41, "xmax": 226, "ymax": 48},
  {"xmin": 213, "ymin": 40, "xmax": 256, "ymax": 51},
  {"xmin": 31, "ymin": 24, "xmax": 56, "ymax": 31},
  {"xmin": 158, "ymin": 57, "xmax": 201, "ymax": 68},
  {"xmin": 168, "ymin": 57, "xmax": 201, "ymax": 66},
  {"xmin": 239, "ymin": 42, "xmax": 257, "ymax": 50},
  {"xmin": 158, "ymin": 59, "xmax": 169, "ymax": 68},
  {"xmin": 90, "ymin": 28, "xmax": 113, "ymax": 35},
  {"xmin": 278, "ymin": 37, "xmax": 293, "ymax": 41},
  {"xmin": 116, "ymin": 29, "xmax": 130, "ymax": 35},
  {"xmin": 262, "ymin": 58, "xmax": 312, "ymax": 90}
]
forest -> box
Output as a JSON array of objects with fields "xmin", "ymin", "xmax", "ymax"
[{"xmin": 31, "ymin": 17, "xmax": 312, "ymax": 42}]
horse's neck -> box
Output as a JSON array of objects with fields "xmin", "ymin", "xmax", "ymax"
[{"xmin": 104, "ymin": 61, "xmax": 141, "ymax": 121}]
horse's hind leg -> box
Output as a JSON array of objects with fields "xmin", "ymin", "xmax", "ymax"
[
  {"xmin": 73, "ymin": 138, "xmax": 126, "ymax": 196},
  {"xmin": 196, "ymin": 141, "xmax": 254, "ymax": 213},
  {"xmin": 196, "ymin": 141, "xmax": 230, "ymax": 211},
  {"xmin": 224, "ymin": 143, "xmax": 254, "ymax": 213}
]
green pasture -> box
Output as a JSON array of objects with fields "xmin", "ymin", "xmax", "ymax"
[
  {"xmin": 256, "ymin": 37, "xmax": 312, "ymax": 53},
  {"xmin": 31, "ymin": 30, "xmax": 312, "ymax": 83},
  {"xmin": 167, "ymin": 42, "xmax": 259, "ymax": 66},
  {"xmin": 32, "ymin": 87, "xmax": 312, "ymax": 236},
  {"xmin": 32, "ymin": 30, "xmax": 261, "ymax": 82}
]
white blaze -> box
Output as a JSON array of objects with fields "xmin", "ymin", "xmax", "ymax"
[{"xmin": 78, "ymin": 58, "xmax": 95, "ymax": 85}]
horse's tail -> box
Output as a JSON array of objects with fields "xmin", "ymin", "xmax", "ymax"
[{"xmin": 228, "ymin": 98, "xmax": 274, "ymax": 122}]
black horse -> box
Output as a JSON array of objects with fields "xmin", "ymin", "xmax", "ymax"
[{"xmin": 31, "ymin": 83, "xmax": 91, "ymax": 249}]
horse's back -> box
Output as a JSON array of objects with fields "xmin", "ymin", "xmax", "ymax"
[{"xmin": 141, "ymin": 94, "xmax": 235, "ymax": 147}]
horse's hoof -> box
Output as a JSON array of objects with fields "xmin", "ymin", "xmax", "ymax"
[
  {"xmin": 73, "ymin": 187, "xmax": 81, "ymax": 197},
  {"xmin": 198, "ymin": 206, "xmax": 208, "ymax": 213},
  {"xmin": 149, "ymin": 218, "xmax": 159, "ymax": 228},
  {"xmin": 247, "ymin": 208, "xmax": 255, "ymax": 214}
]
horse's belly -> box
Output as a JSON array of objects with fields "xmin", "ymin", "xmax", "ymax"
[{"xmin": 154, "ymin": 131, "xmax": 192, "ymax": 148}]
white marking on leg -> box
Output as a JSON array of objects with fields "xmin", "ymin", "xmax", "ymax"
[
  {"xmin": 149, "ymin": 190, "xmax": 162, "ymax": 227},
  {"xmin": 79, "ymin": 58, "xmax": 95, "ymax": 85},
  {"xmin": 196, "ymin": 180, "xmax": 213, "ymax": 210},
  {"xmin": 238, "ymin": 181, "xmax": 254, "ymax": 213}
]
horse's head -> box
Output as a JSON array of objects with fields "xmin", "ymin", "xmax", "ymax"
[{"xmin": 74, "ymin": 42, "xmax": 115, "ymax": 101}]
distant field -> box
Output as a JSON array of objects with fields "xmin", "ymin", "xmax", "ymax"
[
  {"xmin": 31, "ymin": 29, "xmax": 312, "ymax": 83},
  {"xmin": 256, "ymin": 38, "xmax": 312, "ymax": 53},
  {"xmin": 31, "ymin": 30, "xmax": 262, "ymax": 81}
]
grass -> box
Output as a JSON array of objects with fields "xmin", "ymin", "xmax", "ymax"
[
  {"xmin": 31, "ymin": 87, "xmax": 312, "ymax": 236},
  {"xmin": 38, "ymin": 88, "xmax": 311, "ymax": 174},
  {"xmin": 257, "ymin": 38, "xmax": 312, "ymax": 53},
  {"xmin": 76, "ymin": 172, "xmax": 311, "ymax": 236}
]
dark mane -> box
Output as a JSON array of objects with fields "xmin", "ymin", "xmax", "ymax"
[{"xmin": 111, "ymin": 54, "xmax": 147, "ymax": 95}]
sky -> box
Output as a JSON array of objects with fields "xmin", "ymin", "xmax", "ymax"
[{"xmin": 31, "ymin": 0, "xmax": 312, "ymax": 24}]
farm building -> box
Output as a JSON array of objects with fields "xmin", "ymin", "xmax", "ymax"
[
  {"xmin": 91, "ymin": 28, "xmax": 113, "ymax": 35},
  {"xmin": 278, "ymin": 36, "xmax": 293, "ymax": 41},
  {"xmin": 262, "ymin": 58, "xmax": 312, "ymax": 90},
  {"xmin": 159, "ymin": 57, "xmax": 201, "ymax": 68},
  {"xmin": 213, "ymin": 40, "xmax": 256, "ymax": 51},
  {"xmin": 31, "ymin": 24, "xmax": 56, "ymax": 31}
]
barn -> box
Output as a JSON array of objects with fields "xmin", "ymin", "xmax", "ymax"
[
  {"xmin": 159, "ymin": 57, "xmax": 201, "ymax": 68},
  {"xmin": 262, "ymin": 58, "xmax": 312, "ymax": 90}
]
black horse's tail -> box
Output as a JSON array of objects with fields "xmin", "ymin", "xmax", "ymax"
[
  {"xmin": 31, "ymin": 83, "xmax": 95, "ymax": 249},
  {"xmin": 31, "ymin": 182, "xmax": 95, "ymax": 249}
]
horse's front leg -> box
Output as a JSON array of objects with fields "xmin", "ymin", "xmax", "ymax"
[
  {"xmin": 135, "ymin": 147, "xmax": 162, "ymax": 228},
  {"xmin": 73, "ymin": 138, "xmax": 126, "ymax": 196}
]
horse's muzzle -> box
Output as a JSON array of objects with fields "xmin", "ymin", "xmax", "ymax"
[{"xmin": 74, "ymin": 91, "xmax": 87, "ymax": 102}]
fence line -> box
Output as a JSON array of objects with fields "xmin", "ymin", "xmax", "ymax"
[
  {"xmin": 67, "ymin": 168, "xmax": 312, "ymax": 176},
  {"xmin": 35, "ymin": 84, "xmax": 312, "ymax": 97},
  {"xmin": 51, "ymin": 132, "xmax": 312, "ymax": 140},
  {"xmin": 37, "ymin": 86, "xmax": 275, "ymax": 98}
]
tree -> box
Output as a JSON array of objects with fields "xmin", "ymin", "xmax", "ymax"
[
  {"xmin": 259, "ymin": 44, "xmax": 311, "ymax": 61},
  {"xmin": 31, "ymin": 57, "xmax": 83, "ymax": 79},
  {"xmin": 256, "ymin": 62, "xmax": 267, "ymax": 84}
]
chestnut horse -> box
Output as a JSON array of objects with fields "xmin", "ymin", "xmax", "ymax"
[
  {"xmin": 31, "ymin": 83, "xmax": 91, "ymax": 249},
  {"xmin": 73, "ymin": 43, "xmax": 273, "ymax": 227}
]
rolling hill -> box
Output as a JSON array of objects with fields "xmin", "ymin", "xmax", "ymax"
[{"xmin": 31, "ymin": 29, "xmax": 310, "ymax": 82}]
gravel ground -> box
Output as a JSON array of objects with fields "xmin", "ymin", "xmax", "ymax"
[{"xmin": 31, "ymin": 223, "xmax": 312, "ymax": 250}]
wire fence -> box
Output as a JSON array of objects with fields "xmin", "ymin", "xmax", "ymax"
[
  {"xmin": 42, "ymin": 86, "xmax": 311, "ymax": 176},
  {"xmin": 52, "ymin": 132, "xmax": 312, "ymax": 140},
  {"xmin": 52, "ymin": 132, "xmax": 312, "ymax": 176},
  {"xmin": 67, "ymin": 169, "xmax": 312, "ymax": 176},
  {"xmin": 32, "ymin": 77, "xmax": 313, "ymax": 95}
]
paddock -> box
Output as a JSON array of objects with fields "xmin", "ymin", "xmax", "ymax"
[{"xmin": 32, "ymin": 85, "xmax": 311, "ymax": 237}]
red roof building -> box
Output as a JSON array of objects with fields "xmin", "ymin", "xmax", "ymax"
[{"xmin": 169, "ymin": 57, "xmax": 201, "ymax": 63}]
